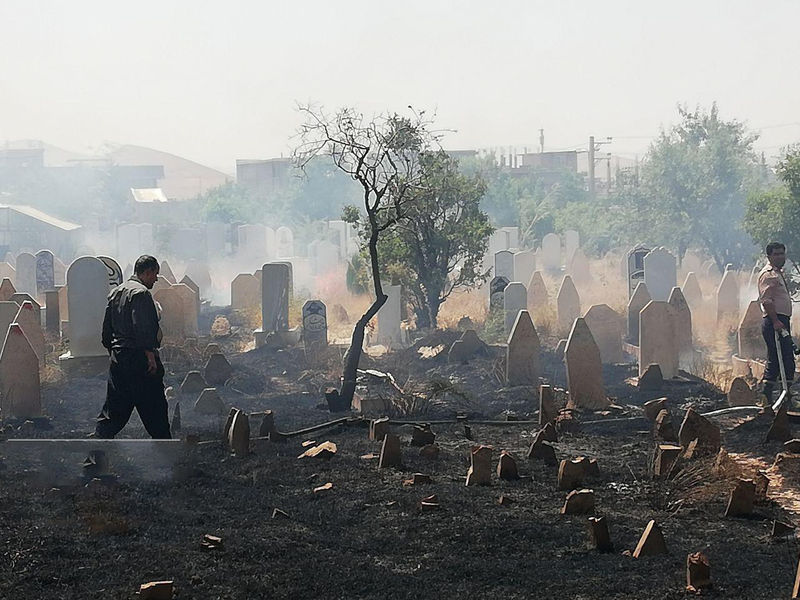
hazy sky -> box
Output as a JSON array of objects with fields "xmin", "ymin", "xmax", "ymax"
[{"xmin": 1, "ymin": 0, "xmax": 798, "ymax": 172}]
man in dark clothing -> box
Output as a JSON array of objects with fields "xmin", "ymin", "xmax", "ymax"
[
  {"xmin": 758, "ymin": 242, "xmax": 795, "ymax": 402},
  {"xmin": 95, "ymin": 255, "xmax": 171, "ymax": 439}
]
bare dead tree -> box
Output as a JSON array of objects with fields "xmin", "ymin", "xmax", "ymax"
[{"xmin": 294, "ymin": 105, "xmax": 440, "ymax": 408}]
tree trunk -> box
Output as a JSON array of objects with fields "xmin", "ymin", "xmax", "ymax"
[{"xmin": 338, "ymin": 226, "xmax": 386, "ymax": 407}]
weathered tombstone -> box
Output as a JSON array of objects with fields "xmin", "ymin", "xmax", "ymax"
[
  {"xmin": 159, "ymin": 260, "xmax": 177, "ymax": 285},
  {"xmin": 727, "ymin": 377, "xmax": 754, "ymax": 407},
  {"xmin": 565, "ymin": 318, "xmax": 608, "ymax": 409},
  {"xmin": 558, "ymin": 458, "xmax": 585, "ymax": 490},
  {"xmin": 506, "ymin": 310, "xmax": 540, "ymax": 387},
  {"xmin": 180, "ymin": 371, "xmax": 207, "ymax": 395},
  {"xmin": 626, "ymin": 245, "xmax": 650, "ymax": 298},
  {"xmin": 45, "ymin": 290, "xmax": 60, "ymax": 335},
  {"xmin": 171, "ymin": 283, "xmax": 199, "ymax": 336},
  {"xmin": 627, "ymin": 281, "xmax": 651, "ymax": 342},
  {"xmin": 716, "ymin": 267, "xmax": 740, "ymax": 323},
  {"xmin": 738, "ymin": 301, "xmax": 766, "ymax": 360},
  {"xmin": 378, "ymin": 433, "xmax": 402, "ymax": 469},
  {"xmin": 503, "ymin": 282, "xmax": 527, "ymax": 334},
  {"xmin": 643, "ymin": 247, "xmax": 677, "ymax": 302},
  {"xmin": 466, "ymin": 445, "xmax": 493, "ymax": 486},
  {"xmin": 489, "ymin": 276, "xmax": 509, "ymax": 310},
  {"xmin": 195, "ymin": 388, "xmax": 225, "ymax": 415},
  {"xmin": 230, "ymin": 273, "xmax": 260, "ymax": 310},
  {"xmin": 568, "ymin": 248, "xmax": 591, "ymax": 286},
  {"xmin": 448, "ymin": 329, "xmax": 486, "ymax": 363},
  {"xmin": 686, "ymin": 552, "xmax": 711, "ymax": 592},
  {"xmin": 539, "ymin": 384, "xmax": 557, "ymax": 426},
  {"xmin": 564, "ymin": 230, "xmax": 580, "ymax": 261},
  {"xmin": 183, "ymin": 261, "xmax": 212, "ymax": 298},
  {"xmin": 584, "ymin": 304, "xmax": 623, "ymax": 364},
  {"xmin": 667, "ymin": 287, "xmax": 693, "ymax": 359},
  {"xmin": 527, "ymin": 271, "xmax": 548, "ymax": 309},
  {"xmin": 541, "ymin": 233, "xmax": 561, "ymax": 271},
  {"xmin": 556, "ymin": 275, "xmax": 581, "ymax": 333},
  {"xmin": 15, "ymin": 252, "xmax": 36, "ymax": 295},
  {"xmin": 654, "ymin": 444, "xmax": 681, "ymax": 477},
  {"xmin": 496, "ymin": 451, "xmax": 520, "ymax": 480},
  {"xmin": 0, "ymin": 263, "xmax": 15, "ymax": 286},
  {"xmin": 681, "ymin": 272, "xmax": 703, "ymax": 309},
  {"xmin": 0, "ymin": 303, "xmax": 19, "ymax": 344},
  {"xmin": 561, "ymin": 489, "xmax": 595, "ymax": 515},
  {"xmin": 632, "ymin": 520, "xmax": 667, "ymax": 557},
  {"xmin": 153, "ymin": 287, "xmax": 187, "ymax": 339},
  {"xmin": 302, "ymin": 300, "xmax": 328, "ymax": 351},
  {"xmin": 227, "ymin": 410, "xmax": 250, "ymax": 457},
  {"xmin": 64, "ymin": 257, "xmax": 109, "ymax": 358},
  {"xmin": 588, "ymin": 516, "xmax": 614, "ymax": 552},
  {"xmin": 724, "ymin": 479, "xmax": 755, "ymax": 517},
  {"xmin": 0, "ymin": 278, "xmax": 16, "ymax": 302},
  {"xmin": 639, "ymin": 301, "xmax": 678, "ymax": 379},
  {"xmin": 0, "ymin": 324, "xmax": 41, "ymax": 417},
  {"xmin": 35, "ymin": 250, "xmax": 55, "ymax": 296},
  {"xmin": 98, "ymin": 256, "xmax": 123, "ymax": 289},
  {"xmin": 513, "ymin": 251, "xmax": 536, "ymax": 291},
  {"xmin": 275, "ymin": 226, "xmax": 294, "ymax": 258},
  {"xmin": 376, "ymin": 284, "xmax": 402, "ymax": 346},
  {"xmin": 14, "ymin": 301, "xmax": 45, "ymax": 364},
  {"xmin": 678, "ymin": 408, "xmax": 721, "ymax": 456},
  {"xmin": 204, "ymin": 353, "xmax": 232, "ymax": 385},
  {"xmin": 494, "ymin": 250, "xmax": 514, "ymax": 280}
]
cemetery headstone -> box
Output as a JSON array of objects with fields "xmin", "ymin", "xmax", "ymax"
[
  {"xmin": 302, "ymin": 300, "xmax": 328, "ymax": 351},
  {"xmin": 639, "ymin": 301, "xmax": 678, "ymax": 379},
  {"xmin": 513, "ymin": 251, "xmax": 536, "ymax": 290},
  {"xmin": 466, "ymin": 445, "xmax": 493, "ymax": 486},
  {"xmin": 568, "ymin": 248, "xmax": 591, "ymax": 286},
  {"xmin": 584, "ymin": 304, "xmax": 623, "ymax": 364},
  {"xmin": 506, "ymin": 310, "xmax": 540, "ymax": 387},
  {"xmin": 541, "ymin": 233, "xmax": 561, "ymax": 271},
  {"xmin": 494, "ymin": 250, "xmax": 514, "ymax": 280},
  {"xmin": 261, "ymin": 263, "xmax": 290, "ymax": 333},
  {"xmin": 667, "ymin": 287, "xmax": 693, "ymax": 359},
  {"xmin": 15, "ymin": 252, "xmax": 36, "ymax": 295},
  {"xmin": 15, "ymin": 301, "xmax": 45, "ymax": 364},
  {"xmin": 35, "ymin": 250, "xmax": 55, "ymax": 296},
  {"xmin": 0, "ymin": 278, "xmax": 16, "ymax": 302},
  {"xmin": 564, "ymin": 230, "xmax": 580, "ymax": 261},
  {"xmin": 626, "ymin": 245, "xmax": 650, "ymax": 298},
  {"xmin": 738, "ymin": 300, "xmax": 766, "ymax": 360},
  {"xmin": 681, "ymin": 272, "xmax": 703, "ymax": 309},
  {"xmin": 716, "ymin": 267, "xmax": 740, "ymax": 323},
  {"xmin": 556, "ymin": 275, "xmax": 581, "ymax": 333},
  {"xmin": 627, "ymin": 282, "xmax": 651, "ymax": 342},
  {"xmin": 98, "ymin": 256, "xmax": 123, "ymax": 289},
  {"xmin": 230, "ymin": 273, "xmax": 260, "ymax": 310},
  {"xmin": 159, "ymin": 260, "xmax": 177, "ymax": 285},
  {"xmin": 565, "ymin": 318, "xmax": 608, "ymax": 409},
  {"xmin": 0, "ymin": 324, "xmax": 41, "ymax": 417},
  {"xmin": 376, "ymin": 284, "xmax": 402, "ymax": 345},
  {"xmin": 503, "ymin": 282, "xmax": 527, "ymax": 334},
  {"xmin": 527, "ymin": 271, "xmax": 548, "ymax": 310},
  {"xmin": 643, "ymin": 247, "xmax": 677, "ymax": 301},
  {"xmin": 64, "ymin": 257, "xmax": 109, "ymax": 358},
  {"xmin": 204, "ymin": 353, "xmax": 232, "ymax": 385}
]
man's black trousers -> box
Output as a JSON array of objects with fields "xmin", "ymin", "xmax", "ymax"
[
  {"xmin": 95, "ymin": 349, "xmax": 171, "ymax": 439},
  {"xmin": 762, "ymin": 314, "xmax": 795, "ymax": 393}
]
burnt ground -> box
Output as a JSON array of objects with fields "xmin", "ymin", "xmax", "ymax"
[{"xmin": 1, "ymin": 323, "xmax": 800, "ymax": 599}]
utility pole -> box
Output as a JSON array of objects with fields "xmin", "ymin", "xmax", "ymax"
[
  {"xmin": 587, "ymin": 135, "xmax": 613, "ymax": 200},
  {"xmin": 539, "ymin": 129, "xmax": 544, "ymax": 153},
  {"xmin": 606, "ymin": 153, "xmax": 612, "ymax": 194}
]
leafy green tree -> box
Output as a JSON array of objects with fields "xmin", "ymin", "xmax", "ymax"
[
  {"xmin": 745, "ymin": 146, "xmax": 800, "ymax": 271},
  {"xmin": 199, "ymin": 182, "xmax": 259, "ymax": 223},
  {"xmin": 630, "ymin": 104, "xmax": 762, "ymax": 269},
  {"xmin": 370, "ymin": 150, "xmax": 493, "ymax": 329}
]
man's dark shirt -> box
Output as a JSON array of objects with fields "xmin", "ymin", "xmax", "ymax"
[{"xmin": 102, "ymin": 276, "xmax": 160, "ymax": 352}]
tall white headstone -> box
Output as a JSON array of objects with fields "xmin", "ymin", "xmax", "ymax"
[
  {"xmin": 377, "ymin": 284, "xmax": 402, "ymax": 346},
  {"xmin": 541, "ymin": 233, "xmax": 561, "ymax": 271},
  {"xmin": 643, "ymin": 248, "xmax": 677, "ymax": 302},
  {"xmin": 65, "ymin": 257, "xmax": 109, "ymax": 358}
]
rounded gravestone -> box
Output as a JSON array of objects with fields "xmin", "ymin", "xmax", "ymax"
[{"xmin": 66, "ymin": 257, "xmax": 109, "ymax": 357}]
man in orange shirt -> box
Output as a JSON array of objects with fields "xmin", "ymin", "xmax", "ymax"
[{"xmin": 758, "ymin": 242, "xmax": 795, "ymax": 402}]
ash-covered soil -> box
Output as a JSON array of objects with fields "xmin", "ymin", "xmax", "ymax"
[{"xmin": 1, "ymin": 325, "xmax": 799, "ymax": 599}]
